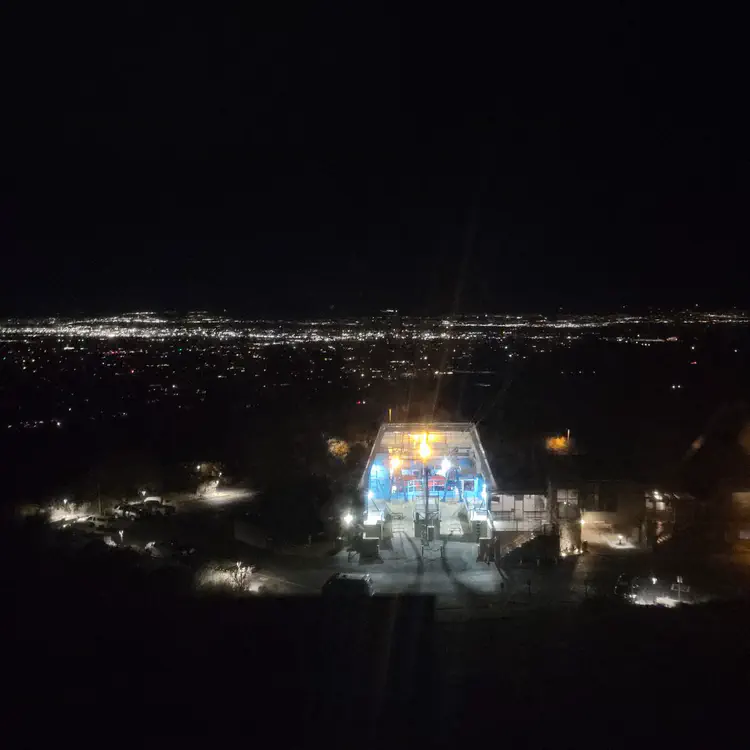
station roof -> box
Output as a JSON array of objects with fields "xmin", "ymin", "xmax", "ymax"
[{"xmin": 359, "ymin": 422, "xmax": 497, "ymax": 492}]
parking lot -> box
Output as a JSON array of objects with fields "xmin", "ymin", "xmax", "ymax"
[{"xmin": 48, "ymin": 489, "xmax": 273, "ymax": 584}]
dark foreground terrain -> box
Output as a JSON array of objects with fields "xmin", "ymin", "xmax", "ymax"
[{"xmin": 7, "ymin": 519, "xmax": 750, "ymax": 746}]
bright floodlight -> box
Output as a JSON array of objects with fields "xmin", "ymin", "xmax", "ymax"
[
  {"xmin": 441, "ymin": 459, "xmax": 451, "ymax": 474},
  {"xmin": 367, "ymin": 489, "xmax": 374, "ymax": 500},
  {"xmin": 389, "ymin": 455, "xmax": 401, "ymax": 471},
  {"xmin": 342, "ymin": 512, "xmax": 354, "ymax": 527},
  {"xmin": 419, "ymin": 441, "xmax": 431, "ymax": 459}
]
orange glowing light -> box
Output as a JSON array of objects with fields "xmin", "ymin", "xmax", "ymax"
[{"xmin": 545, "ymin": 436, "xmax": 570, "ymax": 454}]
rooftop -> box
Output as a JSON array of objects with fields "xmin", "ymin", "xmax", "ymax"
[{"xmin": 359, "ymin": 422, "xmax": 497, "ymax": 492}]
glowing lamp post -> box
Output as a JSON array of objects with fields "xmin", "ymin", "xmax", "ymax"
[
  {"xmin": 341, "ymin": 511, "xmax": 354, "ymax": 545},
  {"xmin": 418, "ymin": 440, "xmax": 431, "ymax": 461}
]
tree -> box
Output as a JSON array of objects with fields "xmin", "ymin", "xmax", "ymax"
[
  {"xmin": 327, "ymin": 438, "xmax": 350, "ymax": 461},
  {"xmin": 229, "ymin": 562, "xmax": 255, "ymax": 592}
]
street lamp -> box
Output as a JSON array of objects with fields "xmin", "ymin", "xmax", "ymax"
[
  {"xmin": 342, "ymin": 512, "xmax": 354, "ymax": 527},
  {"xmin": 419, "ymin": 437, "xmax": 432, "ymax": 545}
]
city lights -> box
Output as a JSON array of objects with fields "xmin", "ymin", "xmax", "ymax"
[{"xmin": 2, "ymin": 310, "xmax": 747, "ymax": 432}]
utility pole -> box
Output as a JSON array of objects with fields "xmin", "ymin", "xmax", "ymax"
[{"xmin": 424, "ymin": 463, "xmax": 429, "ymax": 545}]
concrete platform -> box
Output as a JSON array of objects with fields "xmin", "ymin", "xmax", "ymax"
[{"xmin": 338, "ymin": 535, "xmax": 507, "ymax": 604}]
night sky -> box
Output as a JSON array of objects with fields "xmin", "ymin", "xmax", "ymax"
[{"xmin": 5, "ymin": 6, "xmax": 749, "ymax": 315}]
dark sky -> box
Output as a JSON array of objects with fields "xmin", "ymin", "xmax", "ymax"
[{"xmin": 4, "ymin": 5, "xmax": 749, "ymax": 316}]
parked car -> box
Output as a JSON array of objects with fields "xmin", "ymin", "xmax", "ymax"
[
  {"xmin": 322, "ymin": 573, "xmax": 374, "ymax": 597},
  {"xmin": 113, "ymin": 503, "xmax": 143, "ymax": 520},
  {"xmin": 67, "ymin": 516, "xmax": 96, "ymax": 531},
  {"xmin": 145, "ymin": 540, "xmax": 175, "ymax": 558},
  {"xmin": 145, "ymin": 540, "xmax": 195, "ymax": 558},
  {"xmin": 91, "ymin": 515, "xmax": 116, "ymax": 530},
  {"xmin": 143, "ymin": 498, "xmax": 176, "ymax": 517}
]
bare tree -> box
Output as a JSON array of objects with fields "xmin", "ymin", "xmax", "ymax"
[{"xmin": 229, "ymin": 562, "xmax": 254, "ymax": 592}]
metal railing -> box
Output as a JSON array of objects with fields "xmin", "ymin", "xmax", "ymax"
[{"xmin": 490, "ymin": 510, "xmax": 554, "ymax": 533}]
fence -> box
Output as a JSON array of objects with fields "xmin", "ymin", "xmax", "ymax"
[{"xmin": 490, "ymin": 510, "xmax": 552, "ymax": 532}]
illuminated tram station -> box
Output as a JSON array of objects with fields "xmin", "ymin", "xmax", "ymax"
[{"xmin": 360, "ymin": 423, "xmax": 497, "ymax": 539}]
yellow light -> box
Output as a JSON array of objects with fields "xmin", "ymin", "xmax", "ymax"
[
  {"xmin": 545, "ymin": 436, "xmax": 569, "ymax": 454},
  {"xmin": 419, "ymin": 441, "xmax": 431, "ymax": 459},
  {"xmin": 389, "ymin": 456, "xmax": 401, "ymax": 470},
  {"xmin": 410, "ymin": 431, "xmax": 437, "ymax": 442}
]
